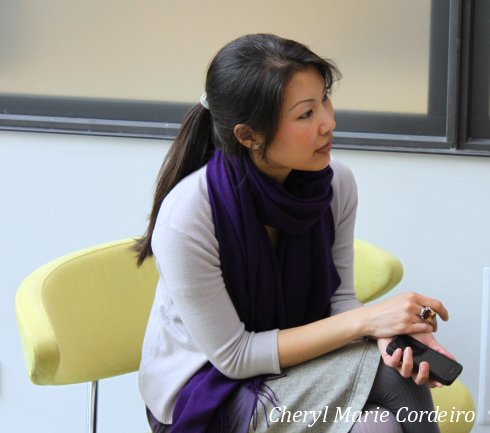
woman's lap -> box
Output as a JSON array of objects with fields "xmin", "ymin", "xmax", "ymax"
[
  {"xmin": 243, "ymin": 340, "xmax": 380, "ymax": 433},
  {"xmin": 146, "ymin": 340, "xmax": 439, "ymax": 433}
]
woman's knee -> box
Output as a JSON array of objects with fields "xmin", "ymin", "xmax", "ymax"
[{"xmin": 350, "ymin": 404, "xmax": 403, "ymax": 433}]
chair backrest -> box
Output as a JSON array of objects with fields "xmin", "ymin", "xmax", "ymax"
[
  {"xmin": 16, "ymin": 239, "xmax": 158, "ymax": 385},
  {"xmin": 16, "ymin": 238, "xmax": 402, "ymax": 386}
]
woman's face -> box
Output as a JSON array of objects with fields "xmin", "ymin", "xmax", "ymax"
[{"xmin": 251, "ymin": 66, "xmax": 335, "ymax": 184}]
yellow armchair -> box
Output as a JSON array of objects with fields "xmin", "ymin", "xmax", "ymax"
[{"xmin": 16, "ymin": 238, "xmax": 475, "ymax": 433}]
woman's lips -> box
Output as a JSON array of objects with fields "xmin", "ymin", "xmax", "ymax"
[{"xmin": 316, "ymin": 141, "xmax": 332, "ymax": 153}]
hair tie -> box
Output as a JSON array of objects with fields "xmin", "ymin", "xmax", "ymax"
[{"xmin": 200, "ymin": 92, "xmax": 209, "ymax": 110}]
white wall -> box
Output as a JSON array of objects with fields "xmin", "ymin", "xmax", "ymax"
[
  {"xmin": 1, "ymin": 130, "xmax": 489, "ymax": 432},
  {"xmin": 0, "ymin": 131, "xmax": 169, "ymax": 433},
  {"xmin": 337, "ymin": 149, "xmax": 490, "ymax": 433}
]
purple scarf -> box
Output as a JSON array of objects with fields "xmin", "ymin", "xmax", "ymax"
[{"xmin": 170, "ymin": 149, "xmax": 340, "ymax": 432}]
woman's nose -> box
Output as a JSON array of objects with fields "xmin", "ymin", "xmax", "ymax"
[{"xmin": 319, "ymin": 109, "xmax": 335, "ymax": 135}]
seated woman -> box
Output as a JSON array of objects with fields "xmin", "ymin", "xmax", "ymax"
[{"xmin": 135, "ymin": 33, "xmax": 455, "ymax": 433}]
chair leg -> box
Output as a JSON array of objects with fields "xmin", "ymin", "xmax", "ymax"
[{"xmin": 87, "ymin": 380, "xmax": 98, "ymax": 433}]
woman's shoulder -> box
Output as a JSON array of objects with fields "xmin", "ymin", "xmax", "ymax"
[
  {"xmin": 154, "ymin": 165, "xmax": 213, "ymax": 236},
  {"xmin": 329, "ymin": 157, "xmax": 358, "ymax": 226},
  {"xmin": 330, "ymin": 157, "xmax": 356, "ymax": 187}
]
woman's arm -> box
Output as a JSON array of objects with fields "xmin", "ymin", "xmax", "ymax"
[
  {"xmin": 153, "ymin": 223, "xmax": 281, "ymax": 380},
  {"xmin": 329, "ymin": 159, "xmax": 363, "ymax": 315},
  {"xmin": 278, "ymin": 292, "xmax": 447, "ymax": 368},
  {"xmin": 156, "ymin": 220, "xmax": 448, "ymax": 379}
]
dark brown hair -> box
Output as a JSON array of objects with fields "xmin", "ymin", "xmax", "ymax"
[{"xmin": 134, "ymin": 33, "xmax": 340, "ymax": 265}]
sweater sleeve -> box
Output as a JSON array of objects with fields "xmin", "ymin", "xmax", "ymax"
[
  {"xmin": 330, "ymin": 160, "xmax": 363, "ymax": 315},
  {"xmin": 152, "ymin": 223, "xmax": 281, "ymax": 380}
]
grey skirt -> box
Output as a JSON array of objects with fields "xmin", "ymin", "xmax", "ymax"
[{"xmin": 226, "ymin": 339, "xmax": 381, "ymax": 433}]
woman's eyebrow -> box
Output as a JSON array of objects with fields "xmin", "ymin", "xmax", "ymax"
[
  {"xmin": 288, "ymin": 98, "xmax": 315, "ymax": 112},
  {"xmin": 288, "ymin": 87, "xmax": 328, "ymax": 112}
]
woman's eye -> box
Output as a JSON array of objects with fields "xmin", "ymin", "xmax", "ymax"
[{"xmin": 299, "ymin": 110, "xmax": 313, "ymax": 119}]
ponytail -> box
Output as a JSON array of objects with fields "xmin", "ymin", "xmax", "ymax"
[{"xmin": 133, "ymin": 104, "xmax": 214, "ymax": 265}]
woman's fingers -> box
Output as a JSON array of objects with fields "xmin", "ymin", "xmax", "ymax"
[
  {"xmin": 382, "ymin": 346, "xmax": 402, "ymax": 368},
  {"xmin": 413, "ymin": 361, "xmax": 430, "ymax": 385},
  {"xmin": 410, "ymin": 322, "xmax": 435, "ymax": 334},
  {"xmin": 379, "ymin": 336, "xmax": 442, "ymax": 386},
  {"xmin": 430, "ymin": 380, "xmax": 444, "ymax": 388},
  {"xmin": 412, "ymin": 294, "xmax": 449, "ymax": 321},
  {"xmin": 399, "ymin": 347, "xmax": 414, "ymax": 378},
  {"xmin": 366, "ymin": 291, "xmax": 447, "ymax": 338},
  {"xmin": 382, "ymin": 345, "xmax": 426, "ymax": 383}
]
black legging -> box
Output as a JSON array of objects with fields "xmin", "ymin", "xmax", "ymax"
[{"xmin": 350, "ymin": 361, "xmax": 440, "ymax": 433}]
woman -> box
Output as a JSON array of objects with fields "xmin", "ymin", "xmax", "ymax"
[{"xmin": 135, "ymin": 33, "xmax": 453, "ymax": 433}]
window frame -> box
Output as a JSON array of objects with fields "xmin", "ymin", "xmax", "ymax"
[
  {"xmin": 0, "ymin": 0, "xmax": 488, "ymax": 156},
  {"xmin": 458, "ymin": 0, "xmax": 490, "ymax": 154}
]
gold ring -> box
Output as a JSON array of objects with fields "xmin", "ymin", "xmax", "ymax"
[{"xmin": 419, "ymin": 306, "xmax": 438, "ymax": 331}]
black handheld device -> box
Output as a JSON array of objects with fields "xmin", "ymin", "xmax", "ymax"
[{"xmin": 386, "ymin": 334, "xmax": 463, "ymax": 386}]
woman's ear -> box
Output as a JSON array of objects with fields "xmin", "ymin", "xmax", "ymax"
[{"xmin": 233, "ymin": 124, "xmax": 263, "ymax": 149}]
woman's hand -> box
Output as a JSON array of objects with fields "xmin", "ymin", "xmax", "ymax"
[
  {"xmin": 360, "ymin": 292, "xmax": 448, "ymax": 338},
  {"xmin": 377, "ymin": 333, "xmax": 455, "ymax": 387}
]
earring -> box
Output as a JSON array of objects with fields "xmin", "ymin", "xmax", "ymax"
[{"xmin": 252, "ymin": 143, "xmax": 263, "ymax": 151}]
